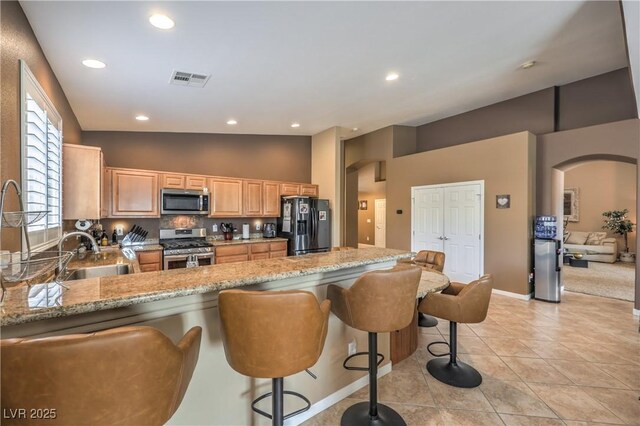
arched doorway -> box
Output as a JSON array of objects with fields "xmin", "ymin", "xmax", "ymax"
[{"xmin": 551, "ymin": 155, "xmax": 637, "ymax": 303}]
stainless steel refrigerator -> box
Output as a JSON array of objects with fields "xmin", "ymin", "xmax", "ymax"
[
  {"xmin": 533, "ymin": 239, "xmax": 562, "ymax": 303},
  {"xmin": 277, "ymin": 197, "xmax": 331, "ymax": 256}
]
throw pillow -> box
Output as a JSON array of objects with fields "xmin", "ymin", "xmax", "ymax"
[
  {"xmin": 565, "ymin": 231, "xmax": 589, "ymax": 245},
  {"xmin": 586, "ymin": 232, "xmax": 607, "ymax": 245}
]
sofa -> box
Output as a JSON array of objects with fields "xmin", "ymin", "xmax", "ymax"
[{"xmin": 564, "ymin": 231, "xmax": 618, "ymax": 263}]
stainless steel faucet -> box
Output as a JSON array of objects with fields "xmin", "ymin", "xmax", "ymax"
[{"xmin": 58, "ymin": 231, "xmax": 100, "ymax": 271}]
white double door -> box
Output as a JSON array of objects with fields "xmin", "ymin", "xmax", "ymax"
[{"xmin": 412, "ymin": 182, "xmax": 483, "ymax": 283}]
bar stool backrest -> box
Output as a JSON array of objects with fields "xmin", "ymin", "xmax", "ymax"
[
  {"xmin": 1, "ymin": 325, "xmax": 202, "ymax": 426},
  {"xmin": 328, "ymin": 264, "xmax": 421, "ymax": 333},
  {"xmin": 218, "ymin": 289, "xmax": 331, "ymax": 379}
]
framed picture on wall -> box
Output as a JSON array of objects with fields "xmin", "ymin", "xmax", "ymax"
[{"xmin": 564, "ymin": 188, "xmax": 580, "ymax": 222}]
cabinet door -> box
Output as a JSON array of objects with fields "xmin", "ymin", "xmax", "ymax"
[
  {"xmin": 101, "ymin": 154, "xmax": 109, "ymax": 218},
  {"xmin": 162, "ymin": 174, "xmax": 186, "ymax": 189},
  {"xmin": 111, "ymin": 169, "xmax": 159, "ymax": 217},
  {"xmin": 269, "ymin": 250, "xmax": 287, "ymax": 258},
  {"xmin": 216, "ymin": 254, "xmax": 249, "ymax": 264},
  {"xmin": 300, "ymin": 184, "xmax": 318, "ymax": 197},
  {"xmin": 243, "ymin": 180, "xmax": 263, "ymax": 216},
  {"xmin": 63, "ymin": 144, "xmax": 102, "ymax": 220},
  {"xmin": 250, "ymin": 252, "xmax": 270, "ymax": 261},
  {"xmin": 210, "ymin": 178, "xmax": 243, "ymax": 217},
  {"xmin": 186, "ymin": 175, "xmax": 208, "ymax": 191},
  {"xmin": 262, "ymin": 182, "xmax": 281, "ymax": 217},
  {"xmin": 280, "ymin": 183, "xmax": 300, "ymax": 196}
]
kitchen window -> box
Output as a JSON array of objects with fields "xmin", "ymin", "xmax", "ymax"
[{"xmin": 20, "ymin": 61, "xmax": 63, "ymax": 251}]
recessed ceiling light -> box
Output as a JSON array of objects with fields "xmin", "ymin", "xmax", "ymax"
[
  {"xmin": 149, "ymin": 14, "xmax": 175, "ymax": 30},
  {"xmin": 291, "ymin": 123, "xmax": 300, "ymax": 128},
  {"xmin": 226, "ymin": 119, "xmax": 237, "ymax": 125},
  {"xmin": 385, "ymin": 72, "xmax": 399, "ymax": 81},
  {"xmin": 520, "ymin": 60, "xmax": 536, "ymax": 70},
  {"xmin": 82, "ymin": 59, "xmax": 106, "ymax": 69},
  {"xmin": 135, "ymin": 115, "xmax": 149, "ymax": 121},
  {"xmin": 352, "ymin": 127, "xmax": 359, "ymax": 132}
]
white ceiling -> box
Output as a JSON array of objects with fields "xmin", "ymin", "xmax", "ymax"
[{"xmin": 21, "ymin": 1, "xmax": 628, "ymax": 137}]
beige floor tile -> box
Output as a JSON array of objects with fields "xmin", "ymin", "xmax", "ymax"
[
  {"xmin": 500, "ymin": 357, "xmax": 571, "ymax": 385},
  {"xmin": 527, "ymin": 383, "xmax": 624, "ymax": 424},
  {"xmin": 518, "ymin": 339, "xmax": 584, "ymax": 360},
  {"xmin": 350, "ymin": 369, "xmax": 436, "ymax": 407},
  {"xmin": 581, "ymin": 387, "xmax": 640, "ymax": 425},
  {"xmin": 548, "ymin": 360, "xmax": 629, "ymax": 389},
  {"xmin": 594, "ymin": 363, "xmax": 640, "ymax": 390},
  {"xmin": 389, "ymin": 404, "xmax": 442, "ymax": 426},
  {"xmin": 468, "ymin": 322, "xmax": 513, "ymax": 338},
  {"xmin": 563, "ymin": 421, "xmax": 619, "ymax": 426},
  {"xmin": 439, "ymin": 408, "xmax": 504, "ymax": 426},
  {"xmin": 499, "ymin": 413, "xmax": 565, "ymax": 425},
  {"xmin": 564, "ymin": 342, "xmax": 637, "ymax": 365},
  {"xmin": 425, "ymin": 376, "xmax": 495, "ymax": 412},
  {"xmin": 458, "ymin": 354, "xmax": 521, "ymax": 381},
  {"xmin": 482, "ymin": 338, "xmax": 540, "ymax": 357},
  {"xmin": 300, "ymin": 397, "xmax": 362, "ymax": 426},
  {"xmin": 479, "ymin": 380, "xmax": 557, "ymax": 418},
  {"xmin": 449, "ymin": 335, "xmax": 496, "ymax": 355}
]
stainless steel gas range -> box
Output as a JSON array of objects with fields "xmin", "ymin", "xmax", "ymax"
[{"xmin": 160, "ymin": 228, "xmax": 214, "ymax": 270}]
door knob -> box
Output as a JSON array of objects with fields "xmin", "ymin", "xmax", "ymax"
[
  {"xmin": 438, "ymin": 236, "xmax": 444, "ymax": 240},
  {"xmin": 443, "ymin": 236, "xmax": 449, "ymax": 240}
]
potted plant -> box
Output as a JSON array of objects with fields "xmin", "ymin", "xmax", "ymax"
[{"xmin": 602, "ymin": 209, "xmax": 635, "ymax": 262}]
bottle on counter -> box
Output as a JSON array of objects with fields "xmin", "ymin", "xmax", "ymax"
[
  {"xmin": 112, "ymin": 229, "xmax": 118, "ymax": 245},
  {"xmin": 101, "ymin": 231, "xmax": 109, "ymax": 247}
]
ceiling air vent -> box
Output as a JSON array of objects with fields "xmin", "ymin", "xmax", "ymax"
[{"xmin": 169, "ymin": 70, "xmax": 211, "ymax": 88}]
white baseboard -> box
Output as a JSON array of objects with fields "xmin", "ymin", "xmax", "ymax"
[
  {"xmin": 358, "ymin": 243, "xmax": 375, "ymax": 248},
  {"xmin": 492, "ymin": 288, "xmax": 533, "ymax": 300},
  {"xmin": 633, "ymin": 308, "xmax": 640, "ymax": 317},
  {"xmin": 288, "ymin": 362, "xmax": 393, "ymax": 425}
]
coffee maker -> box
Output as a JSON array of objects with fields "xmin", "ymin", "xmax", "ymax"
[{"xmin": 263, "ymin": 223, "xmax": 276, "ymax": 238}]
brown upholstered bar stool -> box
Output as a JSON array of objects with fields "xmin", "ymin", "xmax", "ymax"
[
  {"xmin": 328, "ymin": 264, "xmax": 421, "ymax": 426},
  {"xmin": 1, "ymin": 325, "xmax": 202, "ymax": 425},
  {"xmin": 400, "ymin": 250, "xmax": 445, "ymax": 327},
  {"xmin": 218, "ymin": 289, "xmax": 330, "ymax": 426},
  {"xmin": 418, "ymin": 274, "xmax": 493, "ymax": 388}
]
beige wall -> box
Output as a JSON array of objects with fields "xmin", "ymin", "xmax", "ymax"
[
  {"xmin": 312, "ymin": 127, "xmax": 342, "ymax": 246},
  {"xmin": 386, "ymin": 132, "xmax": 536, "ymax": 295},
  {"xmin": 84, "ymin": 131, "xmax": 311, "ymax": 183},
  {"xmin": 1, "ymin": 1, "xmax": 82, "ymax": 251},
  {"xmin": 565, "ymin": 161, "xmax": 637, "ymax": 251}
]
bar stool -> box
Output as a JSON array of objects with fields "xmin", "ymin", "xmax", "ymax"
[
  {"xmin": 218, "ymin": 289, "xmax": 330, "ymax": 426},
  {"xmin": 327, "ymin": 264, "xmax": 421, "ymax": 426},
  {"xmin": 1, "ymin": 325, "xmax": 202, "ymax": 425},
  {"xmin": 418, "ymin": 274, "xmax": 493, "ymax": 388},
  {"xmin": 400, "ymin": 250, "xmax": 445, "ymax": 327}
]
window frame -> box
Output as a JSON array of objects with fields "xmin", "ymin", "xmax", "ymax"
[{"xmin": 20, "ymin": 60, "xmax": 63, "ymax": 252}]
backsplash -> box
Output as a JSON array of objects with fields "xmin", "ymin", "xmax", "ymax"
[{"xmin": 88, "ymin": 216, "xmax": 278, "ymax": 241}]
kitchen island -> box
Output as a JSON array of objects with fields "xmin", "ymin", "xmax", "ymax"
[{"xmin": 1, "ymin": 248, "xmax": 411, "ymax": 425}]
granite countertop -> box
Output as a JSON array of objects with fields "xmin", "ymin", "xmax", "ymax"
[
  {"xmin": 209, "ymin": 237, "xmax": 288, "ymax": 247},
  {"xmin": 0, "ymin": 248, "xmax": 411, "ymax": 326}
]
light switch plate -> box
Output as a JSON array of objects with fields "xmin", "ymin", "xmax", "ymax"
[
  {"xmin": 116, "ymin": 225, "xmax": 124, "ymax": 236},
  {"xmin": 212, "ymin": 224, "xmax": 218, "ymax": 232}
]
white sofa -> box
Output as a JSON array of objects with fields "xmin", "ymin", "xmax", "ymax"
[{"xmin": 564, "ymin": 231, "xmax": 618, "ymax": 263}]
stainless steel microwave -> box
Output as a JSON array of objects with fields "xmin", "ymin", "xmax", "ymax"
[{"xmin": 161, "ymin": 189, "xmax": 209, "ymax": 215}]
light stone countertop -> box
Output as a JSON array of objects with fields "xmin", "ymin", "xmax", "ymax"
[
  {"xmin": 0, "ymin": 248, "xmax": 411, "ymax": 326},
  {"xmin": 208, "ymin": 237, "xmax": 288, "ymax": 246}
]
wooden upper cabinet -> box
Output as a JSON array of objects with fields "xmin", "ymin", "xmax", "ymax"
[
  {"xmin": 210, "ymin": 178, "xmax": 243, "ymax": 216},
  {"xmin": 243, "ymin": 180, "xmax": 263, "ymax": 216},
  {"xmin": 300, "ymin": 184, "xmax": 319, "ymax": 197},
  {"xmin": 101, "ymin": 155, "xmax": 109, "ymax": 218},
  {"xmin": 280, "ymin": 183, "xmax": 301, "ymax": 196},
  {"xmin": 263, "ymin": 181, "xmax": 281, "ymax": 217},
  {"xmin": 162, "ymin": 174, "xmax": 186, "ymax": 189},
  {"xmin": 63, "ymin": 144, "xmax": 103, "ymax": 220},
  {"xmin": 186, "ymin": 175, "xmax": 208, "ymax": 191},
  {"xmin": 110, "ymin": 169, "xmax": 159, "ymax": 217}
]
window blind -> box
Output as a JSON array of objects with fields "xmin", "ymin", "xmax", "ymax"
[{"xmin": 21, "ymin": 61, "xmax": 63, "ymax": 251}]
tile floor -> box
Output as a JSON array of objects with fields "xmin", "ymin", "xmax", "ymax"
[{"xmin": 303, "ymin": 291, "xmax": 640, "ymax": 425}]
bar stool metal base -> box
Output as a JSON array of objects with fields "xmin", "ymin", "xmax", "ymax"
[
  {"xmin": 418, "ymin": 312, "xmax": 438, "ymax": 328},
  {"xmin": 426, "ymin": 357, "xmax": 482, "ymax": 388},
  {"xmin": 340, "ymin": 401, "xmax": 406, "ymax": 426}
]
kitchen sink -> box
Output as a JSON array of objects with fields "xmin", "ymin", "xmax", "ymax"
[{"xmin": 63, "ymin": 264, "xmax": 131, "ymax": 281}]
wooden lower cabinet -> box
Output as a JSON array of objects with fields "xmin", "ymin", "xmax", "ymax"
[
  {"xmin": 136, "ymin": 250, "xmax": 163, "ymax": 272},
  {"xmin": 215, "ymin": 241, "xmax": 288, "ymax": 264}
]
